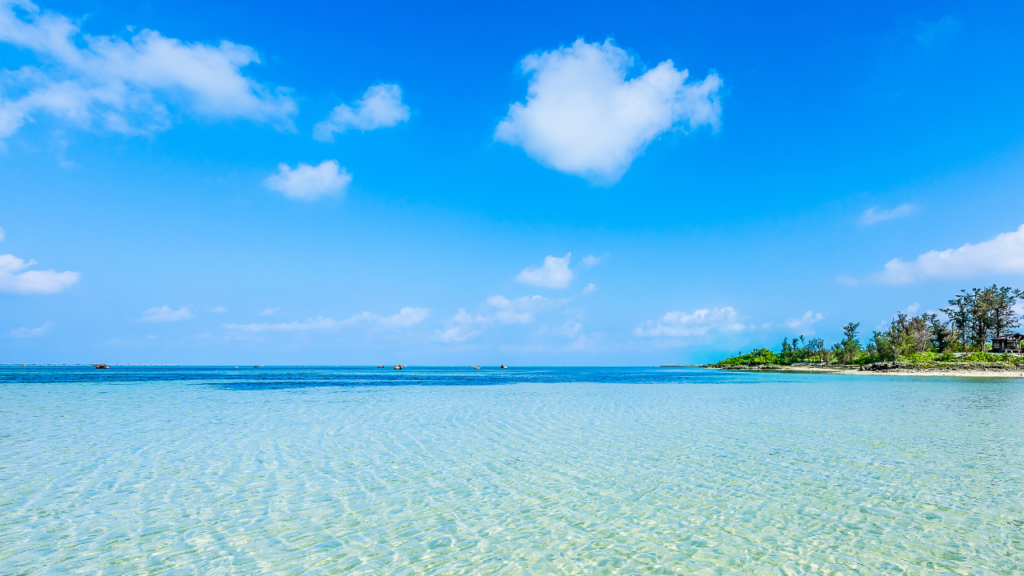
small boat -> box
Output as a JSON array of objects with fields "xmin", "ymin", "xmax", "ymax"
[
  {"xmin": 501, "ymin": 364, "xmax": 507, "ymax": 369},
  {"xmin": 377, "ymin": 365, "xmax": 386, "ymax": 368},
  {"xmin": 92, "ymin": 364, "xmax": 109, "ymax": 369},
  {"xmin": 473, "ymin": 366, "xmax": 481, "ymax": 369},
  {"xmin": 394, "ymin": 364, "xmax": 404, "ymax": 370}
]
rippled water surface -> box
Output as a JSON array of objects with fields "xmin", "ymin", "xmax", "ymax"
[{"xmin": 2, "ymin": 366, "xmax": 1023, "ymax": 574}]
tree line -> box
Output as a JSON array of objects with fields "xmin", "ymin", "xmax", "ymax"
[{"xmin": 720, "ymin": 285, "xmax": 1023, "ymax": 366}]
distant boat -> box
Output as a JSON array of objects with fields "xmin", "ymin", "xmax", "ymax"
[
  {"xmin": 501, "ymin": 364, "xmax": 507, "ymax": 369},
  {"xmin": 377, "ymin": 365, "xmax": 386, "ymax": 368},
  {"xmin": 92, "ymin": 364, "xmax": 109, "ymax": 369},
  {"xmin": 473, "ymin": 366, "xmax": 481, "ymax": 369},
  {"xmin": 394, "ymin": 364, "xmax": 404, "ymax": 370}
]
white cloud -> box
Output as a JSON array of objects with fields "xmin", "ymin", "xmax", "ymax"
[
  {"xmin": 141, "ymin": 305, "xmax": 193, "ymax": 322},
  {"xmin": 435, "ymin": 308, "xmax": 482, "ymax": 343},
  {"xmin": 516, "ymin": 253, "xmax": 573, "ymax": 288},
  {"xmin": 0, "ymin": 227, "xmax": 5, "ymax": 241},
  {"xmin": 223, "ymin": 307, "xmax": 428, "ymax": 333},
  {"xmin": 556, "ymin": 321, "xmax": 582, "ymax": 338},
  {"xmin": 263, "ymin": 160, "xmax": 351, "ymax": 200},
  {"xmin": 634, "ymin": 307, "xmax": 744, "ymax": 337},
  {"xmin": 9, "ymin": 321, "xmax": 53, "ymax": 338},
  {"xmin": 435, "ymin": 296, "xmax": 556, "ymax": 343},
  {"xmin": 582, "ymin": 282, "xmax": 596, "ymax": 294},
  {"xmin": 495, "ymin": 39, "xmax": 721, "ymax": 184},
  {"xmin": 785, "ymin": 311, "xmax": 825, "ymax": 329},
  {"xmin": 860, "ymin": 203, "xmax": 915, "ymax": 225},
  {"xmin": 868, "ymin": 223, "xmax": 1024, "ymax": 284},
  {"xmin": 210, "ymin": 306, "xmax": 227, "ymax": 313},
  {"xmin": 258, "ymin": 307, "xmax": 279, "ymax": 316},
  {"xmin": 581, "ymin": 254, "xmax": 600, "ymax": 267},
  {"xmin": 313, "ymin": 83, "xmax": 409, "ymax": 142},
  {"xmin": 0, "ymin": 253, "xmax": 79, "ymax": 294},
  {"xmin": 378, "ymin": 307, "xmax": 430, "ymax": 328},
  {"xmin": 0, "ymin": 0, "xmax": 296, "ymax": 140},
  {"xmin": 486, "ymin": 294, "xmax": 549, "ymax": 324},
  {"xmin": 906, "ymin": 302, "xmax": 920, "ymax": 314}
]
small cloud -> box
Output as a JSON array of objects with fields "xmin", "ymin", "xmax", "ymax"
[
  {"xmin": 10, "ymin": 321, "xmax": 54, "ymax": 338},
  {"xmin": 0, "ymin": 253, "xmax": 80, "ymax": 295},
  {"xmin": 435, "ymin": 308, "xmax": 484, "ymax": 343},
  {"xmin": 0, "ymin": 227, "xmax": 5, "ymax": 241},
  {"xmin": 517, "ymin": 253, "xmax": 573, "ymax": 288},
  {"xmin": 313, "ymin": 84, "xmax": 410, "ymax": 142},
  {"xmin": 258, "ymin": 308, "xmax": 280, "ymax": 316},
  {"xmin": 210, "ymin": 306, "xmax": 228, "ymax": 313},
  {"xmin": 635, "ymin": 307, "xmax": 740, "ymax": 337},
  {"xmin": 141, "ymin": 305, "xmax": 194, "ymax": 322},
  {"xmin": 836, "ymin": 275, "xmax": 860, "ymax": 287},
  {"xmin": 582, "ymin": 255, "xmax": 600, "ymax": 267},
  {"xmin": 556, "ymin": 321, "xmax": 582, "ymax": 338},
  {"xmin": 860, "ymin": 203, "xmax": 915, "ymax": 225},
  {"xmin": 224, "ymin": 316, "xmax": 342, "ymax": 332},
  {"xmin": 582, "ymin": 282, "xmax": 596, "ymax": 294},
  {"xmin": 486, "ymin": 294, "xmax": 549, "ymax": 324},
  {"xmin": 906, "ymin": 303, "xmax": 920, "ymax": 314},
  {"xmin": 263, "ymin": 160, "xmax": 352, "ymax": 200},
  {"xmin": 224, "ymin": 307, "xmax": 426, "ymax": 333},
  {"xmin": 866, "ymin": 223, "xmax": 1024, "ymax": 284},
  {"xmin": 915, "ymin": 15, "xmax": 961, "ymax": 47},
  {"xmin": 378, "ymin": 307, "xmax": 429, "ymax": 328},
  {"xmin": 786, "ymin": 311, "xmax": 825, "ymax": 329}
]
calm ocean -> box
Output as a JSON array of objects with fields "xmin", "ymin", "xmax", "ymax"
[{"xmin": 1, "ymin": 366, "xmax": 1022, "ymax": 574}]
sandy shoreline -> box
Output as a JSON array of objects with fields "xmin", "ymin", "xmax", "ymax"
[{"xmin": 708, "ymin": 365, "xmax": 1024, "ymax": 378}]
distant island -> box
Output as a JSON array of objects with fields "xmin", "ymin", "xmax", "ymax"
[{"xmin": 710, "ymin": 285, "xmax": 1024, "ymax": 376}]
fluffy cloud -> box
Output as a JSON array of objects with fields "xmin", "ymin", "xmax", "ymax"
[
  {"xmin": 378, "ymin": 306, "xmax": 430, "ymax": 328},
  {"xmin": 581, "ymin": 254, "xmax": 600, "ymax": 267},
  {"xmin": 223, "ymin": 307, "xmax": 428, "ymax": 333},
  {"xmin": 0, "ymin": 227, "xmax": 5, "ymax": 241},
  {"xmin": 867, "ymin": 223, "xmax": 1024, "ymax": 284},
  {"xmin": 860, "ymin": 203, "xmax": 915, "ymax": 225},
  {"xmin": 516, "ymin": 253, "xmax": 573, "ymax": 288},
  {"xmin": 0, "ymin": 253, "xmax": 79, "ymax": 294},
  {"xmin": 210, "ymin": 306, "xmax": 227, "ymax": 313},
  {"xmin": 258, "ymin": 308, "xmax": 279, "ymax": 316},
  {"xmin": 0, "ymin": 0, "xmax": 296, "ymax": 139},
  {"xmin": 435, "ymin": 308, "xmax": 482, "ymax": 343},
  {"xmin": 786, "ymin": 311, "xmax": 825, "ymax": 329},
  {"xmin": 141, "ymin": 305, "xmax": 193, "ymax": 322},
  {"xmin": 313, "ymin": 83, "xmax": 409, "ymax": 142},
  {"xmin": 634, "ymin": 307, "xmax": 745, "ymax": 337},
  {"xmin": 495, "ymin": 39, "xmax": 721, "ymax": 184},
  {"xmin": 435, "ymin": 295, "xmax": 556, "ymax": 342},
  {"xmin": 9, "ymin": 321, "xmax": 52, "ymax": 337},
  {"xmin": 263, "ymin": 160, "xmax": 351, "ymax": 200}
]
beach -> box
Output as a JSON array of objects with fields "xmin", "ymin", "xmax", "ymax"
[{"xmin": 711, "ymin": 363, "xmax": 1024, "ymax": 378}]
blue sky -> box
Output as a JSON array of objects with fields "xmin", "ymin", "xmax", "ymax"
[{"xmin": 4, "ymin": 0, "xmax": 1024, "ymax": 365}]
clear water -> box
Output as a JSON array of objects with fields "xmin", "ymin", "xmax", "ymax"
[{"xmin": 1, "ymin": 366, "xmax": 1023, "ymax": 575}]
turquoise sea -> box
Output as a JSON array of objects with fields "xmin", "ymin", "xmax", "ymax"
[{"xmin": 1, "ymin": 366, "xmax": 1022, "ymax": 574}]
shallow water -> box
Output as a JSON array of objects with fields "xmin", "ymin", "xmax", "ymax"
[{"xmin": 1, "ymin": 366, "xmax": 1022, "ymax": 574}]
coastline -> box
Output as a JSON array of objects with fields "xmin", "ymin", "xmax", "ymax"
[{"xmin": 706, "ymin": 363, "xmax": 1024, "ymax": 378}]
